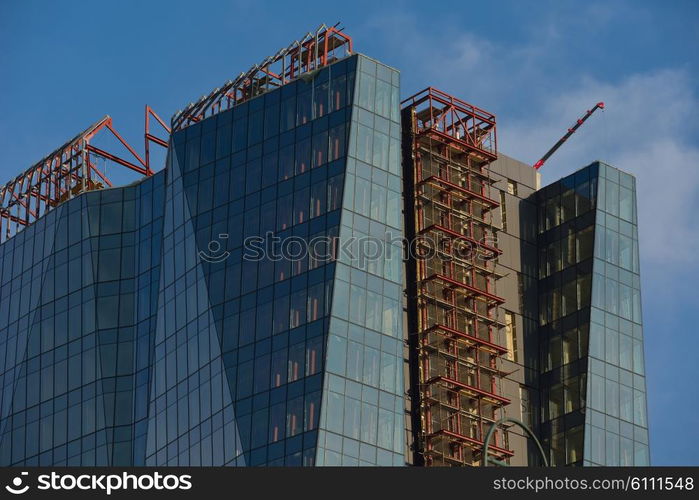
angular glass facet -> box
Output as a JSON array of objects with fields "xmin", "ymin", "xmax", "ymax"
[
  {"xmin": 537, "ymin": 161, "xmax": 648, "ymax": 466},
  {"xmin": 0, "ymin": 53, "xmax": 404, "ymax": 467}
]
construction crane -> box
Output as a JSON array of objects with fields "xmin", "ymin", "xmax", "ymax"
[{"xmin": 533, "ymin": 101, "xmax": 605, "ymax": 169}]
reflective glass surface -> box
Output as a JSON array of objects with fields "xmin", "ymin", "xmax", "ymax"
[
  {"xmin": 536, "ymin": 162, "xmax": 648, "ymax": 466},
  {"xmin": 316, "ymin": 55, "xmax": 404, "ymax": 466},
  {"xmin": 0, "ymin": 174, "xmax": 165, "ymax": 465},
  {"xmin": 0, "ymin": 53, "xmax": 405, "ymax": 467}
]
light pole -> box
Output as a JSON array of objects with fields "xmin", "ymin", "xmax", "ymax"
[{"xmin": 482, "ymin": 417, "xmax": 549, "ymax": 467}]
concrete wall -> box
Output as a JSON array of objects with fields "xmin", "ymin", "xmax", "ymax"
[{"xmin": 490, "ymin": 154, "xmax": 541, "ymax": 465}]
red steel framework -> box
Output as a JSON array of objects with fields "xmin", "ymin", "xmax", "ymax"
[
  {"xmin": 402, "ymin": 87, "xmax": 513, "ymax": 466},
  {"xmin": 0, "ymin": 106, "xmax": 169, "ymax": 242},
  {"xmin": 1, "ymin": 22, "xmax": 351, "ymax": 242},
  {"xmin": 172, "ymin": 23, "xmax": 353, "ymax": 131}
]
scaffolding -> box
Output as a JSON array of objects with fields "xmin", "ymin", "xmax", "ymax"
[
  {"xmin": 402, "ymin": 87, "xmax": 513, "ymax": 466},
  {"xmin": 171, "ymin": 23, "xmax": 352, "ymax": 131},
  {"xmin": 0, "ymin": 106, "xmax": 169, "ymax": 243},
  {"xmin": 1, "ymin": 22, "xmax": 351, "ymax": 242}
]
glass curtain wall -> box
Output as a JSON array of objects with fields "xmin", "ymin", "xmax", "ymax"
[
  {"xmin": 316, "ymin": 54, "xmax": 405, "ymax": 467},
  {"xmin": 0, "ymin": 173, "xmax": 165, "ymax": 466},
  {"xmin": 537, "ymin": 161, "xmax": 648, "ymax": 466}
]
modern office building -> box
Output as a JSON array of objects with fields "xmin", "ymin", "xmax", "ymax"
[
  {"xmin": 536, "ymin": 161, "xmax": 649, "ymax": 466},
  {"xmin": 0, "ymin": 24, "xmax": 648, "ymax": 466},
  {"xmin": 475, "ymin": 157, "xmax": 648, "ymax": 466}
]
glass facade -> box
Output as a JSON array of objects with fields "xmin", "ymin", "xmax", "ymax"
[
  {"xmin": 0, "ymin": 53, "xmax": 405, "ymax": 466},
  {"xmin": 0, "ymin": 173, "xmax": 165, "ymax": 465},
  {"xmin": 586, "ymin": 162, "xmax": 648, "ymax": 466},
  {"xmin": 537, "ymin": 161, "xmax": 648, "ymax": 466},
  {"xmin": 315, "ymin": 55, "xmax": 404, "ymax": 466},
  {"xmin": 0, "ymin": 35, "xmax": 650, "ymax": 467}
]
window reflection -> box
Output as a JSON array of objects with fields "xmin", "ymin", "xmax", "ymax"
[{"xmin": 0, "ymin": 54, "xmax": 408, "ymax": 468}]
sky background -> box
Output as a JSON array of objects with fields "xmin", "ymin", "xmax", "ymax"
[{"xmin": 1, "ymin": 0, "xmax": 697, "ymax": 465}]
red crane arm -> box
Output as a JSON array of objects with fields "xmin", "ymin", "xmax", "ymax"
[{"xmin": 533, "ymin": 102, "xmax": 605, "ymax": 169}]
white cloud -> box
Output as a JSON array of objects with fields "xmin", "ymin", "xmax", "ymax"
[
  {"xmin": 502, "ymin": 68, "xmax": 699, "ymax": 264},
  {"xmin": 356, "ymin": 2, "xmax": 698, "ymax": 465},
  {"xmin": 360, "ymin": 11, "xmax": 699, "ymax": 266}
]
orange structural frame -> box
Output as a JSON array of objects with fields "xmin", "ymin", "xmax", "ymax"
[
  {"xmin": 1, "ymin": 22, "xmax": 353, "ymax": 243},
  {"xmin": 403, "ymin": 87, "xmax": 513, "ymax": 466},
  {"xmin": 0, "ymin": 106, "xmax": 170, "ymax": 242},
  {"xmin": 172, "ymin": 23, "xmax": 353, "ymax": 131}
]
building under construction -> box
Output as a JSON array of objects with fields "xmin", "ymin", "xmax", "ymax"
[
  {"xmin": 401, "ymin": 88, "xmax": 512, "ymax": 465},
  {"xmin": 0, "ymin": 24, "xmax": 649, "ymax": 467}
]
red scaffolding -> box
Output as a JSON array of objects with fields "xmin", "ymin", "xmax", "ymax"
[
  {"xmin": 0, "ymin": 106, "xmax": 169, "ymax": 243},
  {"xmin": 171, "ymin": 23, "xmax": 353, "ymax": 131},
  {"xmin": 402, "ymin": 87, "xmax": 512, "ymax": 466},
  {"xmin": 1, "ymin": 23, "xmax": 352, "ymax": 243}
]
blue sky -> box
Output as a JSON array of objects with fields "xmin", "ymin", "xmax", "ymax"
[{"xmin": 1, "ymin": 0, "xmax": 697, "ymax": 465}]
